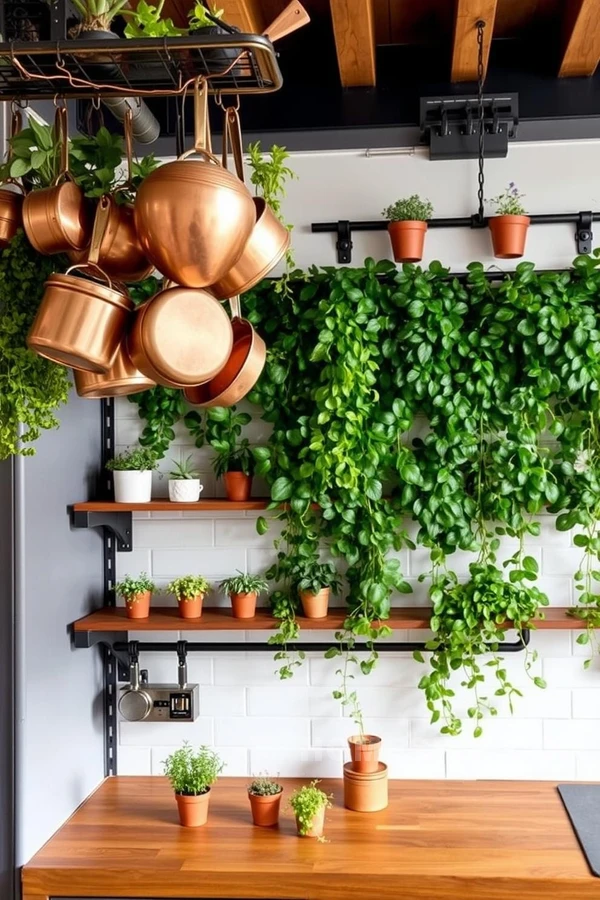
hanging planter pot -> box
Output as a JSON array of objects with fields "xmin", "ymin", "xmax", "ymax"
[
  {"xmin": 488, "ymin": 215, "xmax": 530, "ymax": 259},
  {"xmin": 383, "ymin": 196, "xmax": 433, "ymax": 264}
]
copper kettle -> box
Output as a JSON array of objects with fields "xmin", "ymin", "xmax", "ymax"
[{"xmin": 134, "ymin": 78, "xmax": 255, "ymax": 288}]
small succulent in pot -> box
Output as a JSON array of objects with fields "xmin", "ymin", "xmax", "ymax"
[
  {"xmin": 288, "ymin": 780, "xmax": 333, "ymax": 839},
  {"xmin": 106, "ymin": 446, "xmax": 158, "ymax": 503},
  {"xmin": 163, "ymin": 741, "xmax": 225, "ymax": 827},
  {"xmin": 486, "ymin": 182, "xmax": 530, "ymax": 259},
  {"xmin": 295, "ymin": 561, "xmax": 341, "ymax": 619},
  {"xmin": 166, "ymin": 574, "xmax": 210, "ymax": 619},
  {"xmin": 115, "ymin": 572, "xmax": 155, "ymax": 619},
  {"xmin": 382, "ymin": 194, "xmax": 433, "ymax": 263},
  {"xmin": 248, "ymin": 773, "xmax": 283, "ymax": 827},
  {"xmin": 168, "ymin": 454, "xmax": 203, "ymax": 503},
  {"xmin": 220, "ymin": 571, "xmax": 269, "ymax": 619}
]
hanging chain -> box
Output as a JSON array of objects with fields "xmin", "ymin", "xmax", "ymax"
[{"xmin": 476, "ymin": 19, "xmax": 486, "ymax": 224}]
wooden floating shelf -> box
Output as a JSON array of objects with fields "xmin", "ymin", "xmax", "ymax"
[
  {"xmin": 73, "ymin": 606, "xmax": 583, "ymax": 634},
  {"xmin": 72, "ymin": 500, "xmax": 272, "ymax": 512}
]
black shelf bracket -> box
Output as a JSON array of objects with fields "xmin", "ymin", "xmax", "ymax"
[{"xmin": 71, "ymin": 507, "xmax": 133, "ymax": 552}]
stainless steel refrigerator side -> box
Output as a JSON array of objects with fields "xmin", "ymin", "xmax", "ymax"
[{"xmin": 0, "ymin": 457, "xmax": 16, "ymax": 900}]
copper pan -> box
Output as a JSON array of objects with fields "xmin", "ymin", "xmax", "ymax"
[
  {"xmin": 0, "ymin": 110, "xmax": 26, "ymax": 249},
  {"xmin": 184, "ymin": 295, "xmax": 266, "ymax": 407},
  {"xmin": 74, "ymin": 342, "xmax": 155, "ymax": 397},
  {"xmin": 22, "ymin": 106, "xmax": 91, "ymax": 255},
  {"xmin": 127, "ymin": 281, "xmax": 233, "ymax": 388},
  {"xmin": 210, "ymin": 107, "xmax": 290, "ymax": 301},
  {"xmin": 134, "ymin": 78, "xmax": 255, "ymax": 288}
]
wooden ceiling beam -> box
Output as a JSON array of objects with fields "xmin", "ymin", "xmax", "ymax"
[
  {"xmin": 329, "ymin": 0, "xmax": 376, "ymax": 87},
  {"xmin": 451, "ymin": 0, "xmax": 498, "ymax": 83},
  {"xmin": 559, "ymin": 0, "xmax": 600, "ymax": 77}
]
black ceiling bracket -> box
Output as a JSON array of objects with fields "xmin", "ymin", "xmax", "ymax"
[
  {"xmin": 70, "ymin": 507, "xmax": 133, "ymax": 552},
  {"xmin": 577, "ymin": 211, "xmax": 594, "ymax": 254},
  {"xmin": 336, "ymin": 220, "xmax": 353, "ymax": 264},
  {"xmin": 420, "ymin": 93, "xmax": 519, "ymax": 160}
]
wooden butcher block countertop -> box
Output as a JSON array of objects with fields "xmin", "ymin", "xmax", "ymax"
[{"xmin": 22, "ymin": 776, "xmax": 600, "ymax": 900}]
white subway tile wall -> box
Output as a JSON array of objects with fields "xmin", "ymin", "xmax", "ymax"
[{"xmin": 114, "ymin": 386, "xmax": 599, "ymax": 781}]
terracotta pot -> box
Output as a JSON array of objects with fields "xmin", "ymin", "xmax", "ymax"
[
  {"xmin": 125, "ymin": 590, "xmax": 151, "ymax": 619},
  {"xmin": 178, "ymin": 594, "xmax": 203, "ymax": 619},
  {"xmin": 296, "ymin": 805, "xmax": 325, "ymax": 838},
  {"xmin": 300, "ymin": 587, "xmax": 330, "ymax": 619},
  {"xmin": 175, "ymin": 790, "xmax": 210, "ymax": 827},
  {"xmin": 348, "ymin": 734, "xmax": 381, "ymax": 774},
  {"xmin": 388, "ymin": 220, "xmax": 427, "ymax": 263},
  {"xmin": 343, "ymin": 761, "xmax": 388, "ymax": 812},
  {"xmin": 248, "ymin": 790, "xmax": 282, "ymax": 827},
  {"xmin": 231, "ymin": 591, "xmax": 257, "ymax": 619},
  {"xmin": 224, "ymin": 471, "xmax": 252, "ymax": 502},
  {"xmin": 488, "ymin": 214, "xmax": 530, "ymax": 259}
]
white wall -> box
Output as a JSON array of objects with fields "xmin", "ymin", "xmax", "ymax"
[{"xmin": 115, "ymin": 138, "xmax": 600, "ymax": 781}]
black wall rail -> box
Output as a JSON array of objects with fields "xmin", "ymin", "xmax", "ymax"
[{"xmin": 312, "ymin": 211, "xmax": 599, "ymax": 264}]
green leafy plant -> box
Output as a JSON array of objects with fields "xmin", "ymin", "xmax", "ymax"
[
  {"xmin": 204, "ymin": 406, "xmax": 254, "ymax": 477},
  {"xmin": 69, "ymin": 128, "xmax": 125, "ymax": 199},
  {"xmin": 163, "ymin": 742, "xmax": 224, "ymax": 795},
  {"xmin": 167, "ymin": 575, "xmax": 210, "ymax": 599},
  {"xmin": 106, "ymin": 446, "xmax": 158, "ymax": 471},
  {"xmin": 123, "ymin": 0, "xmax": 187, "ymax": 38},
  {"xmin": 288, "ymin": 781, "xmax": 332, "ymax": 836},
  {"xmin": 247, "ymin": 141, "xmax": 296, "ymax": 279},
  {"xmin": 130, "ymin": 385, "xmax": 187, "ymax": 460},
  {"xmin": 248, "ymin": 774, "xmax": 282, "ymax": 796},
  {"xmin": 488, "ymin": 182, "xmax": 527, "ymax": 216},
  {"xmin": 188, "ymin": 3, "xmax": 223, "ymax": 29},
  {"xmin": 382, "ymin": 195, "xmax": 433, "ymax": 222},
  {"xmin": 115, "ymin": 573, "xmax": 155, "ymax": 600},
  {"xmin": 169, "ymin": 455, "xmax": 200, "ymax": 480},
  {"xmin": 2, "ymin": 118, "xmax": 62, "ymax": 188},
  {"xmin": 0, "ymin": 231, "xmax": 69, "ymax": 459},
  {"xmin": 69, "ymin": 0, "xmax": 129, "ymax": 33},
  {"xmin": 220, "ymin": 571, "xmax": 269, "ymax": 595}
]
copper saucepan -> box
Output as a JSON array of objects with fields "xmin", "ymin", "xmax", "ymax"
[
  {"xmin": 127, "ymin": 281, "xmax": 234, "ymax": 388},
  {"xmin": 134, "ymin": 78, "xmax": 255, "ymax": 288},
  {"xmin": 184, "ymin": 295, "xmax": 266, "ymax": 407},
  {"xmin": 74, "ymin": 343, "xmax": 155, "ymax": 397},
  {"xmin": 210, "ymin": 107, "xmax": 290, "ymax": 301},
  {"xmin": 22, "ymin": 106, "xmax": 91, "ymax": 255},
  {"xmin": 0, "ymin": 110, "xmax": 26, "ymax": 249}
]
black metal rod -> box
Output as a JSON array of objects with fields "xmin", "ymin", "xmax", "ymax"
[{"xmin": 311, "ymin": 213, "xmax": 600, "ymax": 234}]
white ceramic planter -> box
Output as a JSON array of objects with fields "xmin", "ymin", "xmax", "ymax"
[
  {"xmin": 113, "ymin": 470, "xmax": 153, "ymax": 503},
  {"xmin": 168, "ymin": 479, "xmax": 203, "ymax": 502}
]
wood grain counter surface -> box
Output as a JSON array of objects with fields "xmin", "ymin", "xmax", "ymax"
[{"xmin": 22, "ymin": 775, "xmax": 600, "ymax": 900}]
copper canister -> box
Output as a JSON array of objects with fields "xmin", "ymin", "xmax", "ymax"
[
  {"xmin": 0, "ymin": 187, "xmax": 24, "ymax": 249},
  {"xmin": 74, "ymin": 342, "xmax": 155, "ymax": 397}
]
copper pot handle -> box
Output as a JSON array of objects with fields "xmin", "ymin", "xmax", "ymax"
[
  {"xmin": 222, "ymin": 107, "xmax": 245, "ymax": 183},
  {"xmin": 65, "ymin": 261, "xmax": 114, "ymax": 290},
  {"xmin": 3, "ymin": 109, "xmax": 26, "ymax": 191},
  {"xmin": 263, "ymin": 0, "xmax": 310, "ymax": 42},
  {"xmin": 88, "ymin": 195, "xmax": 112, "ymax": 266},
  {"xmin": 194, "ymin": 77, "xmax": 212, "ymax": 155},
  {"xmin": 124, "ymin": 106, "xmax": 134, "ymax": 187},
  {"xmin": 229, "ymin": 295, "xmax": 242, "ymax": 319},
  {"xmin": 52, "ymin": 106, "xmax": 72, "ymax": 186}
]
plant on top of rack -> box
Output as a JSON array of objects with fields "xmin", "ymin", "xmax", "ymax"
[
  {"xmin": 122, "ymin": 0, "xmax": 187, "ymax": 38},
  {"xmin": 188, "ymin": 2, "xmax": 224, "ymax": 29},
  {"xmin": 68, "ymin": 0, "xmax": 130, "ymax": 35},
  {"xmin": 0, "ymin": 232, "xmax": 69, "ymax": 459}
]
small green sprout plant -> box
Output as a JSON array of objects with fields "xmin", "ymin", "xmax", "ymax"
[
  {"xmin": 163, "ymin": 742, "xmax": 224, "ymax": 795},
  {"xmin": 122, "ymin": 0, "xmax": 186, "ymax": 38},
  {"xmin": 382, "ymin": 195, "xmax": 433, "ymax": 222},
  {"xmin": 204, "ymin": 406, "xmax": 255, "ymax": 478},
  {"xmin": 487, "ymin": 182, "xmax": 527, "ymax": 216},
  {"xmin": 106, "ymin": 447, "xmax": 158, "ymax": 471},
  {"xmin": 169, "ymin": 455, "xmax": 200, "ymax": 480},
  {"xmin": 288, "ymin": 780, "xmax": 332, "ymax": 838},
  {"xmin": 167, "ymin": 575, "xmax": 210, "ymax": 600},
  {"xmin": 115, "ymin": 573, "xmax": 155, "ymax": 601},
  {"xmin": 248, "ymin": 774, "xmax": 282, "ymax": 796},
  {"xmin": 188, "ymin": 2, "xmax": 223, "ymax": 29},
  {"xmin": 220, "ymin": 571, "xmax": 269, "ymax": 596}
]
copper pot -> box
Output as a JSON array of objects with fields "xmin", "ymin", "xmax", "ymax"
[
  {"xmin": 134, "ymin": 79, "xmax": 255, "ymax": 288},
  {"xmin": 27, "ymin": 263, "xmax": 132, "ymax": 372},
  {"xmin": 128, "ymin": 282, "xmax": 233, "ymax": 388},
  {"xmin": 0, "ymin": 110, "xmax": 25, "ymax": 249},
  {"xmin": 211, "ymin": 107, "xmax": 290, "ymax": 300},
  {"xmin": 74, "ymin": 342, "xmax": 155, "ymax": 397},
  {"xmin": 22, "ymin": 107, "xmax": 91, "ymax": 255},
  {"xmin": 184, "ymin": 295, "xmax": 265, "ymax": 407}
]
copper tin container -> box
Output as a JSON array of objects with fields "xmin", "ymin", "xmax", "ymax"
[
  {"xmin": 0, "ymin": 186, "xmax": 24, "ymax": 249},
  {"xmin": 69, "ymin": 195, "xmax": 153, "ymax": 283},
  {"xmin": 74, "ymin": 342, "xmax": 155, "ymax": 398},
  {"xmin": 28, "ymin": 266, "xmax": 133, "ymax": 373},
  {"xmin": 128, "ymin": 284, "xmax": 233, "ymax": 388}
]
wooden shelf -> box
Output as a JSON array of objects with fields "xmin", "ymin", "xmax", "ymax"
[
  {"xmin": 72, "ymin": 605, "xmax": 583, "ymax": 634},
  {"xmin": 72, "ymin": 500, "xmax": 271, "ymax": 512}
]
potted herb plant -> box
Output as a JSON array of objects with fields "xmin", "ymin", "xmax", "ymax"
[
  {"xmin": 163, "ymin": 742, "xmax": 224, "ymax": 827},
  {"xmin": 166, "ymin": 574, "xmax": 210, "ymax": 619},
  {"xmin": 168, "ymin": 455, "xmax": 203, "ymax": 503},
  {"xmin": 296, "ymin": 561, "xmax": 341, "ymax": 619},
  {"xmin": 247, "ymin": 774, "xmax": 283, "ymax": 827},
  {"xmin": 219, "ymin": 571, "xmax": 269, "ymax": 619},
  {"xmin": 487, "ymin": 182, "xmax": 529, "ymax": 259},
  {"xmin": 188, "ymin": 3, "xmax": 242, "ymax": 74},
  {"xmin": 106, "ymin": 446, "xmax": 158, "ymax": 503},
  {"xmin": 115, "ymin": 572, "xmax": 155, "ymax": 619},
  {"xmin": 69, "ymin": 0, "xmax": 128, "ymax": 37},
  {"xmin": 122, "ymin": 0, "xmax": 186, "ymax": 37},
  {"xmin": 347, "ymin": 732, "xmax": 382, "ymax": 774},
  {"xmin": 288, "ymin": 780, "xmax": 332, "ymax": 839},
  {"xmin": 382, "ymin": 195, "xmax": 433, "ymax": 263},
  {"xmin": 205, "ymin": 406, "xmax": 254, "ymax": 502}
]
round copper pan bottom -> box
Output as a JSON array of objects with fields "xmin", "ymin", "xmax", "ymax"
[{"xmin": 184, "ymin": 318, "xmax": 266, "ymax": 408}]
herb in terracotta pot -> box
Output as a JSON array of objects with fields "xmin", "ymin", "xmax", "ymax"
[
  {"xmin": 168, "ymin": 454, "xmax": 203, "ymax": 503},
  {"xmin": 220, "ymin": 571, "xmax": 269, "ymax": 619},
  {"xmin": 296, "ymin": 561, "xmax": 341, "ymax": 619},
  {"xmin": 166, "ymin": 574, "xmax": 210, "ymax": 619},
  {"xmin": 248, "ymin": 774, "xmax": 283, "ymax": 827},
  {"xmin": 205, "ymin": 406, "xmax": 255, "ymax": 502},
  {"xmin": 487, "ymin": 182, "xmax": 529, "ymax": 259},
  {"xmin": 382, "ymin": 195, "xmax": 433, "ymax": 263},
  {"xmin": 115, "ymin": 572, "xmax": 155, "ymax": 619},
  {"xmin": 163, "ymin": 742, "xmax": 225, "ymax": 827},
  {"xmin": 288, "ymin": 780, "xmax": 332, "ymax": 839},
  {"xmin": 106, "ymin": 446, "xmax": 158, "ymax": 503}
]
